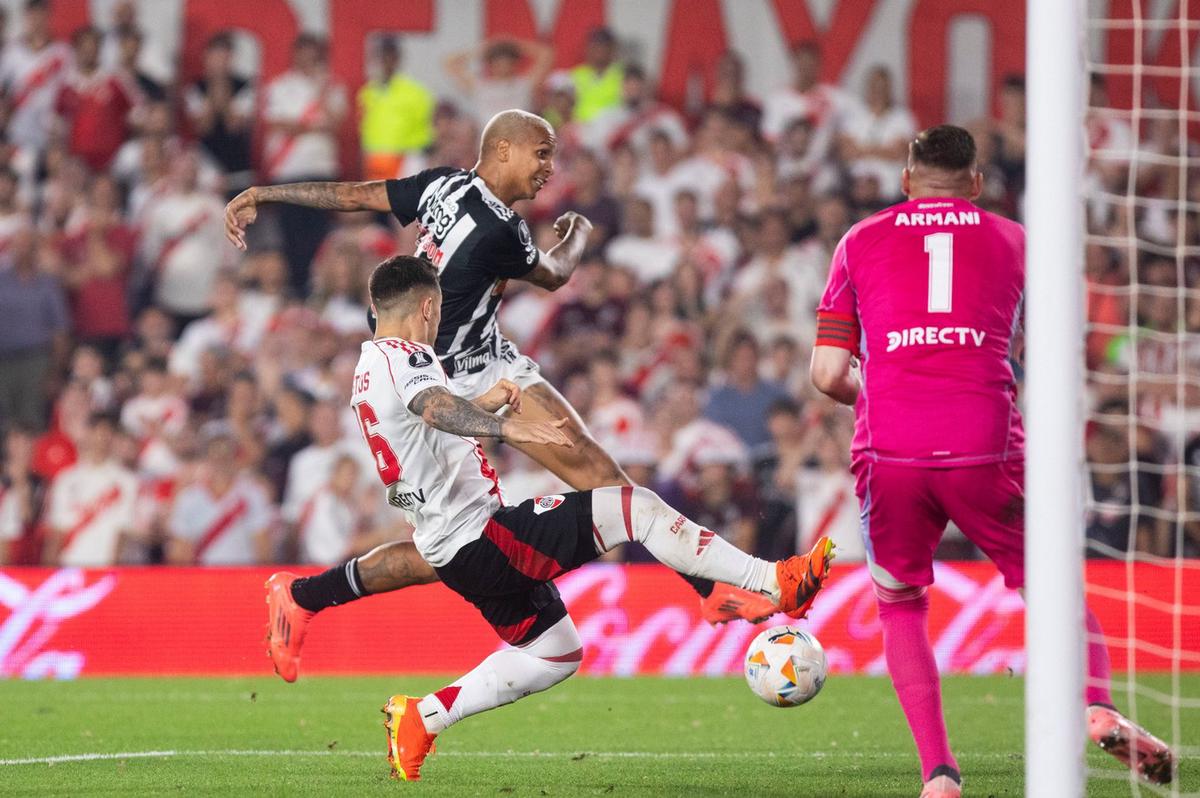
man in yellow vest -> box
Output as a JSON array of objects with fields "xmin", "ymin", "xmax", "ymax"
[
  {"xmin": 569, "ymin": 28, "xmax": 623, "ymax": 123},
  {"xmin": 358, "ymin": 37, "xmax": 434, "ymax": 180}
]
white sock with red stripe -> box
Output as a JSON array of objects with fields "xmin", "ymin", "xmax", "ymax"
[
  {"xmin": 416, "ymin": 615, "xmax": 583, "ymax": 734},
  {"xmin": 591, "ymin": 486, "xmax": 774, "ymax": 599}
]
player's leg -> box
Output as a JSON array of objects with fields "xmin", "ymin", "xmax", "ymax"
[
  {"xmin": 589, "ymin": 485, "xmax": 835, "ymax": 616},
  {"xmin": 384, "ymin": 533, "xmax": 582, "ymax": 781},
  {"xmin": 505, "ymin": 367, "xmax": 774, "ymax": 622},
  {"xmin": 265, "ymin": 542, "xmax": 438, "ymax": 681},
  {"xmin": 940, "ymin": 462, "xmax": 1174, "ymax": 784},
  {"xmin": 857, "ymin": 462, "xmax": 961, "ymax": 797}
]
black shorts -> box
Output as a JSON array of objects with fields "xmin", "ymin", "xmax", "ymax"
[{"xmin": 435, "ymin": 491, "xmax": 599, "ymax": 646}]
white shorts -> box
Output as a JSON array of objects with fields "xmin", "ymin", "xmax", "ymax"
[{"xmin": 444, "ymin": 336, "xmax": 544, "ymax": 400}]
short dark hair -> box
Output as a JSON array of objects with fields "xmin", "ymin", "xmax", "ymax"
[
  {"xmin": 206, "ymin": 31, "xmax": 234, "ymax": 52},
  {"xmin": 909, "ymin": 125, "xmax": 977, "ymax": 172},
  {"xmin": 369, "ymin": 255, "xmax": 440, "ymax": 310}
]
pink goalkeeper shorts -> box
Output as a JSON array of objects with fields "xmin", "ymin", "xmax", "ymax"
[{"xmin": 852, "ymin": 459, "xmax": 1026, "ymax": 590}]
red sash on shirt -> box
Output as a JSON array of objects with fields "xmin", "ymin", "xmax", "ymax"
[
  {"xmin": 154, "ymin": 210, "xmax": 213, "ymax": 273},
  {"xmin": 60, "ymin": 484, "xmax": 122, "ymax": 553},
  {"xmin": 192, "ymin": 496, "xmax": 249, "ymax": 565},
  {"xmin": 12, "ymin": 53, "xmax": 65, "ymax": 110},
  {"xmin": 263, "ymin": 91, "xmax": 326, "ymax": 178},
  {"xmin": 808, "ymin": 485, "xmax": 849, "ymax": 548}
]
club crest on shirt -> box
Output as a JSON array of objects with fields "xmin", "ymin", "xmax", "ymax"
[
  {"xmin": 517, "ymin": 219, "xmax": 536, "ymax": 264},
  {"xmin": 532, "ymin": 495, "xmax": 565, "ymax": 515},
  {"xmin": 408, "ymin": 350, "xmax": 433, "ymax": 368}
]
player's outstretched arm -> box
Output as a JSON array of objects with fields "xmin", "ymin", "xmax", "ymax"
[
  {"xmin": 520, "ymin": 211, "xmax": 593, "ymax": 291},
  {"xmin": 224, "ymin": 181, "xmax": 392, "ymax": 250},
  {"xmin": 409, "ymin": 386, "xmax": 572, "ymax": 446},
  {"xmin": 810, "ymin": 345, "xmax": 861, "ymax": 406}
]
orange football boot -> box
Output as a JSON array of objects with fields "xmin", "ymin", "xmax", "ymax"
[
  {"xmin": 775, "ymin": 536, "xmax": 836, "ymax": 619},
  {"xmin": 264, "ymin": 572, "xmax": 313, "ymax": 683},
  {"xmin": 700, "ymin": 583, "xmax": 780, "ymax": 625},
  {"xmin": 383, "ymin": 695, "xmax": 438, "ymax": 781}
]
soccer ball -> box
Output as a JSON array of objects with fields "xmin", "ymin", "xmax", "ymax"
[{"xmin": 743, "ymin": 625, "xmax": 827, "ymax": 707}]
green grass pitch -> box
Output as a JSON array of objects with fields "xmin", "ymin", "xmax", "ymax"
[{"xmin": 1, "ymin": 675, "xmax": 1194, "ymax": 796}]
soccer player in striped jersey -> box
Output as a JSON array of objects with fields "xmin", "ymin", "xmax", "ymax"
[
  {"xmin": 810, "ymin": 125, "xmax": 1173, "ymax": 796},
  {"xmin": 225, "ymin": 110, "xmax": 777, "ymax": 685}
]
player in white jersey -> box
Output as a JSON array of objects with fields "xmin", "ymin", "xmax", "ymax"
[
  {"xmin": 263, "ymin": 254, "xmax": 835, "ymax": 781},
  {"xmin": 234, "ymin": 111, "xmax": 778, "ymax": 684}
]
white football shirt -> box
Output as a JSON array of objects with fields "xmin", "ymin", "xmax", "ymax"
[{"xmin": 351, "ymin": 337, "xmax": 503, "ymax": 567}]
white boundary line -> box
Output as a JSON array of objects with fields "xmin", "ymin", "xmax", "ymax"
[{"xmin": 0, "ymin": 749, "xmax": 1026, "ymax": 767}]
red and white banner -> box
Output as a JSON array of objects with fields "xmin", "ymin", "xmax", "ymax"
[{"xmin": 0, "ymin": 561, "xmax": 1196, "ymax": 679}]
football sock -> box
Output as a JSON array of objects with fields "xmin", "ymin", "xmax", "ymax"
[
  {"xmin": 590, "ymin": 486, "xmax": 771, "ymax": 595},
  {"xmin": 289, "ymin": 558, "xmax": 366, "ymax": 613},
  {"xmin": 417, "ymin": 616, "xmax": 582, "ymax": 734},
  {"xmin": 1084, "ymin": 605, "xmax": 1114, "ymax": 707},
  {"xmin": 875, "ymin": 585, "xmax": 959, "ymax": 782}
]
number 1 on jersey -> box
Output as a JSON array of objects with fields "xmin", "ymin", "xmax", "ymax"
[{"xmin": 924, "ymin": 232, "xmax": 953, "ymax": 313}]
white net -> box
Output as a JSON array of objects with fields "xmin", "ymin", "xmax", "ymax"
[{"xmin": 1084, "ymin": 1, "xmax": 1200, "ymax": 793}]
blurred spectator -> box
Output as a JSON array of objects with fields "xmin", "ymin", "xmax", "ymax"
[
  {"xmin": 31, "ymin": 381, "xmax": 87, "ymax": 480},
  {"xmin": 584, "ymin": 64, "xmax": 688, "ymax": 158},
  {"xmin": 262, "ymin": 384, "xmax": 312, "ymax": 502},
  {"xmin": 656, "ymin": 381, "xmax": 748, "ymax": 487},
  {"xmin": 606, "ymin": 196, "xmax": 680, "ymax": 283},
  {"xmin": 56, "ymin": 26, "xmax": 136, "ymax": 172},
  {"xmin": 358, "ymin": 36, "xmax": 434, "ymax": 180},
  {"xmin": 0, "ymin": 0, "xmax": 71, "ymax": 156},
  {"xmin": 794, "ymin": 406, "xmax": 861, "ymax": 560},
  {"xmin": 101, "ymin": 0, "xmax": 170, "ymax": 94},
  {"xmin": 974, "ymin": 74, "xmax": 1025, "ymax": 212},
  {"xmin": 0, "ymin": 166, "xmax": 30, "ymax": 251},
  {"xmin": 140, "ymin": 150, "xmax": 229, "ymax": 325},
  {"xmin": 111, "ymin": 23, "xmax": 166, "ymax": 106},
  {"xmin": 837, "ymin": 65, "xmax": 915, "ymax": 201},
  {"xmin": 59, "ymin": 174, "xmax": 136, "ymax": 355},
  {"xmin": 444, "ymin": 37, "xmax": 553, "ymax": 126},
  {"xmin": 709, "ymin": 50, "xmax": 762, "ymax": 132},
  {"xmin": 0, "ymin": 426, "xmax": 40, "ymax": 564},
  {"xmin": 1086, "ymin": 410, "xmax": 1163, "ymax": 557},
  {"xmin": 168, "ymin": 273, "xmax": 254, "ymax": 388},
  {"xmin": 727, "ymin": 209, "xmax": 819, "ymax": 345},
  {"xmin": 68, "ymin": 344, "xmax": 114, "ymax": 412},
  {"xmin": 296, "ymin": 453, "xmax": 378, "ymax": 564},
  {"xmin": 761, "ymin": 41, "xmax": 848, "ymax": 164},
  {"xmin": 0, "ymin": 226, "xmax": 68, "ymax": 431},
  {"xmin": 282, "ymin": 399, "xmax": 361, "ymax": 529},
  {"xmin": 631, "ymin": 129, "xmax": 682, "ymax": 237},
  {"xmin": 184, "ymin": 32, "xmax": 255, "ymax": 192},
  {"xmin": 261, "ymin": 34, "xmax": 347, "ymax": 289},
  {"xmin": 549, "ymin": 149, "xmax": 620, "ymax": 255},
  {"xmin": 120, "ymin": 356, "xmax": 187, "ymax": 474},
  {"xmin": 570, "ymin": 27, "xmax": 623, "ymax": 123},
  {"xmin": 704, "ymin": 331, "xmax": 789, "ymax": 450},
  {"xmin": 43, "ymin": 413, "xmax": 138, "ymax": 566},
  {"xmin": 167, "ymin": 434, "xmax": 272, "ymax": 565},
  {"xmin": 585, "ymin": 350, "xmax": 650, "ymax": 458}
]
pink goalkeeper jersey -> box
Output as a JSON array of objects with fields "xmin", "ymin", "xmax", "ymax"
[{"xmin": 816, "ymin": 197, "xmax": 1025, "ymax": 466}]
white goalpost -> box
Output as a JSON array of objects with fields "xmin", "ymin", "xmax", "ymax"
[{"xmin": 1026, "ymin": 1, "xmax": 1087, "ymax": 796}]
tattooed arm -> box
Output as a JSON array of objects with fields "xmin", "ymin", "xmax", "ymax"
[
  {"xmin": 408, "ymin": 386, "xmax": 573, "ymax": 447},
  {"xmin": 224, "ymin": 181, "xmax": 390, "ymax": 249},
  {"xmin": 409, "ymin": 386, "xmax": 504, "ymax": 438}
]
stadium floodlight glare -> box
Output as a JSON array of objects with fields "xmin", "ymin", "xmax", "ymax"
[{"xmin": 1025, "ymin": 0, "xmax": 1086, "ymax": 795}]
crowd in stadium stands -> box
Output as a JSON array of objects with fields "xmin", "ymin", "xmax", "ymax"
[{"xmin": 0, "ymin": 1, "xmax": 1195, "ymax": 568}]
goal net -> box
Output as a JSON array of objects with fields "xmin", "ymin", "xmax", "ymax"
[{"xmin": 1081, "ymin": 0, "xmax": 1200, "ymax": 794}]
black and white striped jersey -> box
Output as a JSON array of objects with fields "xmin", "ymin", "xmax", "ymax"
[{"xmin": 385, "ymin": 167, "xmax": 540, "ymax": 362}]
